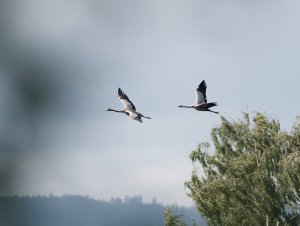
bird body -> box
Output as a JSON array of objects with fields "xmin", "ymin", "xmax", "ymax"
[
  {"xmin": 107, "ymin": 88, "xmax": 151, "ymax": 123},
  {"xmin": 178, "ymin": 80, "xmax": 219, "ymax": 114}
]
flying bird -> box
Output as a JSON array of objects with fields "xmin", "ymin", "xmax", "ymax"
[
  {"xmin": 107, "ymin": 88, "xmax": 152, "ymax": 123},
  {"xmin": 178, "ymin": 80, "xmax": 219, "ymax": 114}
]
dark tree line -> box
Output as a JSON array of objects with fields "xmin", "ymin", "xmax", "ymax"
[{"xmin": 0, "ymin": 195, "xmax": 206, "ymax": 226}]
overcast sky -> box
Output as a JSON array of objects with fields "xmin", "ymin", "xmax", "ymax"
[{"xmin": 0, "ymin": 0, "xmax": 299, "ymax": 206}]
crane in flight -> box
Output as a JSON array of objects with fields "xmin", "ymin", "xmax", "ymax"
[
  {"xmin": 178, "ymin": 80, "xmax": 219, "ymax": 114},
  {"xmin": 107, "ymin": 88, "xmax": 152, "ymax": 123}
]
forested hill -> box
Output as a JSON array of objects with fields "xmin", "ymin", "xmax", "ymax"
[{"xmin": 0, "ymin": 195, "xmax": 206, "ymax": 226}]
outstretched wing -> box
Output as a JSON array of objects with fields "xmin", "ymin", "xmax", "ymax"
[
  {"xmin": 118, "ymin": 88, "xmax": 136, "ymax": 110},
  {"xmin": 194, "ymin": 80, "xmax": 207, "ymax": 105}
]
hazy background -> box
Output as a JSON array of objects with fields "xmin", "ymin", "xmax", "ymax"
[{"xmin": 0, "ymin": 0, "xmax": 299, "ymax": 206}]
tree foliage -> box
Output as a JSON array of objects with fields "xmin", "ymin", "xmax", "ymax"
[
  {"xmin": 185, "ymin": 113, "xmax": 300, "ymax": 226},
  {"xmin": 164, "ymin": 208, "xmax": 187, "ymax": 226}
]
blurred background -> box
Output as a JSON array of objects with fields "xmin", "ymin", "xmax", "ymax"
[{"xmin": 0, "ymin": 0, "xmax": 299, "ymax": 206}]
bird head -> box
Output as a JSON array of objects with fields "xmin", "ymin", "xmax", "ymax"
[
  {"xmin": 106, "ymin": 108, "xmax": 112, "ymax": 111},
  {"xmin": 178, "ymin": 105, "xmax": 183, "ymax": 108}
]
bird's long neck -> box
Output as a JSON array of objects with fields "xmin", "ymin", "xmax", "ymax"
[
  {"xmin": 178, "ymin": 105, "xmax": 194, "ymax": 108},
  {"xmin": 107, "ymin": 108, "xmax": 125, "ymax": 113}
]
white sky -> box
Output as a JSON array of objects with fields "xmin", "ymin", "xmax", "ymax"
[{"xmin": 0, "ymin": 0, "xmax": 300, "ymax": 206}]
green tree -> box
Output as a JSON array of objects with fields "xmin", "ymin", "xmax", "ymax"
[
  {"xmin": 164, "ymin": 208, "xmax": 186, "ymax": 226},
  {"xmin": 185, "ymin": 113, "xmax": 300, "ymax": 226}
]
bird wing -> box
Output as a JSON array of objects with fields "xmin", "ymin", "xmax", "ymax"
[
  {"xmin": 118, "ymin": 88, "xmax": 136, "ymax": 110},
  {"xmin": 194, "ymin": 80, "xmax": 207, "ymax": 105}
]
